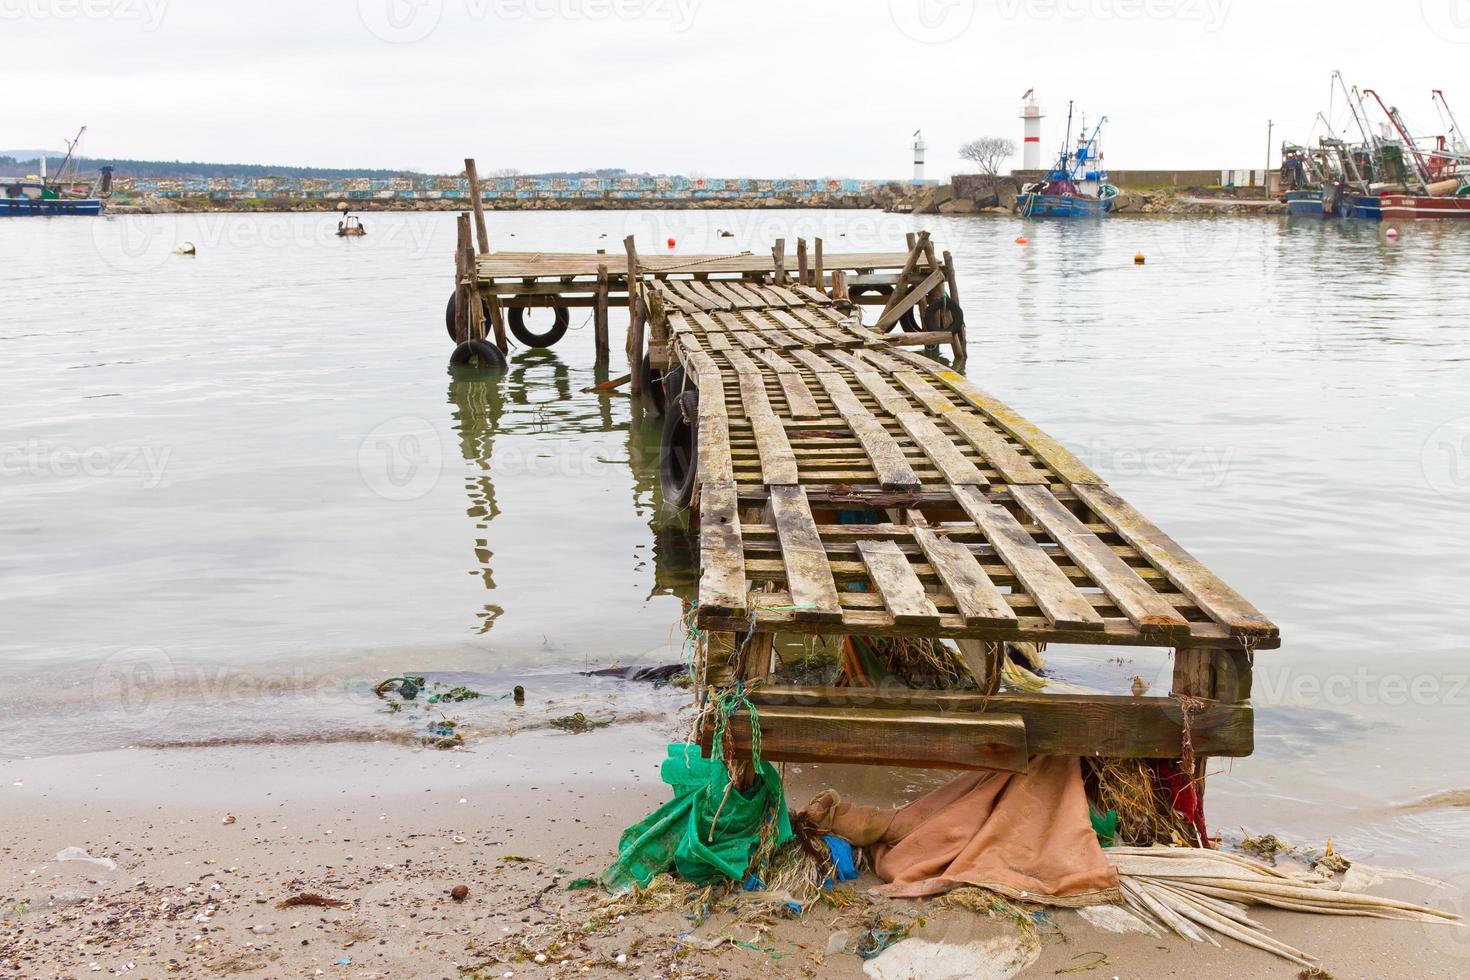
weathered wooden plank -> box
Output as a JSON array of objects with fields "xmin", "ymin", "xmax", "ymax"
[
  {"xmin": 686, "ymin": 353, "xmax": 734, "ymax": 485},
  {"xmin": 721, "ymin": 281, "xmax": 768, "ymax": 308},
  {"xmin": 726, "ymin": 350, "xmax": 798, "ymax": 485},
  {"xmin": 910, "ymin": 524, "xmax": 1017, "ymax": 626},
  {"xmin": 892, "ymin": 371, "xmax": 1049, "ymax": 485},
  {"xmin": 895, "ymin": 411, "xmax": 989, "ymax": 486},
  {"xmin": 1071, "ymin": 483, "xmax": 1277, "ymax": 638},
  {"xmin": 709, "ymin": 705, "xmax": 1030, "ymax": 773},
  {"xmin": 1011, "ymin": 485, "xmax": 1190, "ymax": 639},
  {"xmin": 698, "ymin": 481, "xmax": 746, "ymax": 615},
  {"xmin": 754, "ymin": 350, "xmax": 822, "ymax": 419},
  {"xmin": 769, "ymin": 485, "xmax": 842, "ymax": 621},
  {"xmin": 667, "ymin": 278, "xmax": 715, "ymax": 311},
  {"xmin": 748, "ymin": 687, "xmax": 1254, "ymax": 759},
  {"xmin": 874, "ymin": 269, "xmax": 945, "ymax": 331},
  {"xmin": 950, "ymin": 484, "xmax": 1104, "ymax": 630},
  {"xmin": 704, "ymin": 331, "xmax": 732, "ymax": 352},
  {"xmin": 856, "ymin": 539, "xmax": 942, "ymax": 626},
  {"xmin": 766, "ymin": 308, "xmax": 827, "ymax": 347},
  {"xmin": 813, "ymin": 372, "xmax": 921, "ymax": 491},
  {"xmin": 788, "ymin": 347, "xmax": 840, "ymax": 375}
]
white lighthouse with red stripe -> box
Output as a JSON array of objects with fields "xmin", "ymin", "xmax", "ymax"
[{"xmin": 1020, "ymin": 89, "xmax": 1044, "ymax": 170}]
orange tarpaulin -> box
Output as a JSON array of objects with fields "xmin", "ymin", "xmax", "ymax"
[{"xmin": 797, "ymin": 756, "xmax": 1119, "ymax": 906}]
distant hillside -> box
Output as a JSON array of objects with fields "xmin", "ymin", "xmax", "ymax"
[
  {"xmin": 0, "ymin": 154, "xmax": 642, "ymax": 181},
  {"xmin": 0, "ymin": 155, "xmax": 425, "ymax": 179}
]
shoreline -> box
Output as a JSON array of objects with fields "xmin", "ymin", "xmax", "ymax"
[
  {"xmin": 3, "ymin": 724, "xmax": 1463, "ymax": 979},
  {"xmin": 97, "ymin": 189, "xmax": 1285, "ymax": 218}
]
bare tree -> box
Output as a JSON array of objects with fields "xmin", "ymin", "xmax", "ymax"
[
  {"xmin": 490, "ymin": 167, "xmax": 521, "ymax": 178},
  {"xmin": 958, "ymin": 137, "xmax": 1016, "ymax": 178}
]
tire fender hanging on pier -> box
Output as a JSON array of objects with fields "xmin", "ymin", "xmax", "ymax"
[
  {"xmin": 659, "ymin": 389, "xmax": 698, "ymax": 511},
  {"xmin": 508, "ymin": 306, "xmax": 570, "ymax": 348}
]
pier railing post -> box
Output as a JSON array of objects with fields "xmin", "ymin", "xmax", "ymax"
[
  {"xmin": 594, "ymin": 261, "xmax": 610, "ymax": 366},
  {"xmin": 624, "ymin": 236, "xmax": 644, "ymax": 396}
]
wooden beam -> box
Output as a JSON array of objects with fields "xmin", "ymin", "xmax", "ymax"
[
  {"xmin": 874, "ymin": 269, "xmax": 946, "ymax": 332},
  {"xmin": 796, "ymin": 238, "xmax": 809, "ymax": 286},
  {"xmin": 748, "ymin": 686, "xmax": 1255, "ymax": 759},
  {"xmin": 463, "ymin": 158, "xmax": 489, "ymax": 255},
  {"xmin": 624, "ymin": 235, "xmax": 643, "ymax": 395},
  {"xmin": 706, "ymin": 705, "xmax": 1030, "ymax": 773}
]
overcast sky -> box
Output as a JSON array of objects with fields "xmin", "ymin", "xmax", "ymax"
[{"xmin": 4, "ymin": 0, "xmax": 1468, "ymax": 177}]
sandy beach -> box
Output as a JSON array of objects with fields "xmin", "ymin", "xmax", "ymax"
[{"xmin": 4, "ymin": 715, "xmax": 1465, "ymax": 979}]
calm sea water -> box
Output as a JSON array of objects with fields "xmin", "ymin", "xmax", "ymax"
[{"xmin": 3, "ymin": 209, "xmax": 1468, "ymax": 871}]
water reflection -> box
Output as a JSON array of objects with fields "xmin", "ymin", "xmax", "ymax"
[{"xmin": 447, "ymin": 368, "xmax": 505, "ymax": 632}]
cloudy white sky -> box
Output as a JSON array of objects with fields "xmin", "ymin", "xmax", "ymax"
[{"xmin": 3, "ymin": 0, "xmax": 1468, "ymax": 177}]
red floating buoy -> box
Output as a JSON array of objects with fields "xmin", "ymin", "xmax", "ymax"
[
  {"xmin": 1015, "ymin": 236, "xmax": 1028, "ymax": 246},
  {"xmin": 666, "ymin": 237, "xmax": 676, "ymax": 248}
]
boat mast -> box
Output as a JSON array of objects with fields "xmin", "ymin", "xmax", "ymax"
[
  {"xmin": 1362, "ymin": 89, "xmax": 1431, "ymax": 189},
  {"xmin": 1431, "ymin": 89, "xmax": 1468, "ymax": 159},
  {"xmin": 53, "ymin": 126, "xmax": 87, "ymax": 190}
]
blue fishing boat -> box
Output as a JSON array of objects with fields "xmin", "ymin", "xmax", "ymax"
[
  {"xmin": 1017, "ymin": 102, "xmax": 1118, "ymax": 218},
  {"xmin": 0, "ymin": 127, "xmax": 106, "ymax": 217}
]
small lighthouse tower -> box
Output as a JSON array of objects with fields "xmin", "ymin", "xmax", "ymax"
[
  {"xmin": 912, "ymin": 130, "xmax": 926, "ymax": 183},
  {"xmin": 1020, "ymin": 89, "xmax": 1044, "ymax": 170}
]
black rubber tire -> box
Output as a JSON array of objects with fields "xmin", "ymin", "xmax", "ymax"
[
  {"xmin": 445, "ymin": 292, "xmax": 458, "ymax": 341},
  {"xmin": 448, "ymin": 339, "xmax": 507, "ymax": 371},
  {"xmin": 508, "ymin": 306, "xmax": 570, "ymax": 348},
  {"xmin": 662, "ymin": 363, "xmax": 686, "ymax": 402},
  {"xmin": 659, "ymin": 390, "xmax": 699, "ymax": 511},
  {"xmin": 924, "ymin": 296, "xmax": 965, "ymax": 335},
  {"xmin": 639, "ymin": 353, "xmax": 667, "ymax": 415}
]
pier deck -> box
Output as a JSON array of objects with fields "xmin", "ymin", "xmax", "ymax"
[{"xmin": 446, "ymin": 199, "xmax": 1276, "ymax": 774}]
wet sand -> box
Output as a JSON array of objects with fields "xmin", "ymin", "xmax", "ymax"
[{"xmin": 3, "ymin": 721, "xmax": 1465, "ymax": 979}]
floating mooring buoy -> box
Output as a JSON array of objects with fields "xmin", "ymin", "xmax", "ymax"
[
  {"xmin": 1015, "ymin": 236, "xmax": 1028, "ymax": 246},
  {"xmin": 1386, "ymin": 227, "xmax": 1399, "ymax": 239},
  {"xmin": 1134, "ymin": 251, "xmax": 1146, "ymax": 265},
  {"xmin": 666, "ymin": 237, "xmax": 676, "ymax": 248}
]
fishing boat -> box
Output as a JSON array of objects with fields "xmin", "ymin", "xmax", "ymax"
[
  {"xmin": 1017, "ymin": 103, "xmax": 1118, "ymax": 218},
  {"xmin": 0, "ymin": 127, "xmax": 105, "ymax": 216}
]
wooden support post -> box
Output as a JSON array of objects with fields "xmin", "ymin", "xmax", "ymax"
[
  {"xmin": 594, "ymin": 263, "xmax": 610, "ymax": 365},
  {"xmin": 942, "ymin": 248, "xmax": 966, "ymax": 363},
  {"xmin": 813, "ymin": 237, "xmax": 824, "ymax": 291},
  {"xmin": 1171, "ymin": 646, "xmax": 1253, "ymax": 812},
  {"xmin": 771, "ymin": 238, "xmax": 786, "ymax": 285},
  {"xmin": 796, "ymin": 238, "xmax": 809, "ymax": 286},
  {"xmin": 463, "ymin": 158, "xmax": 489, "ymax": 255},
  {"xmin": 453, "ymin": 214, "xmax": 470, "ymax": 344},
  {"xmin": 624, "ymin": 235, "xmax": 643, "ymax": 396},
  {"xmin": 831, "ymin": 269, "xmax": 850, "ymax": 304},
  {"xmin": 484, "ymin": 285, "xmax": 507, "ymax": 350},
  {"xmin": 877, "ymin": 231, "xmax": 930, "ymax": 327}
]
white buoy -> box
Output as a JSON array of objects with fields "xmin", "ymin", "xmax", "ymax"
[
  {"xmin": 912, "ymin": 130, "xmax": 926, "ymax": 183},
  {"xmin": 1020, "ymin": 88, "xmax": 1045, "ymax": 171}
]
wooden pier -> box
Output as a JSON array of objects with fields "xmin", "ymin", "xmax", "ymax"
[{"xmin": 446, "ymin": 162, "xmax": 1277, "ymax": 782}]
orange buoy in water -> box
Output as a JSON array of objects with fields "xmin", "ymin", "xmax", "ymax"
[
  {"xmin": 666, "ymin": 237, "xmax": 676, "ymax": 248},
  {"xmin": 1134, "ymin": 251, "xmax": 1146, "ymax": 265},
  {"xmin": 1015, "ymin": 236, "xmax": 1028, "ymax": 245}
]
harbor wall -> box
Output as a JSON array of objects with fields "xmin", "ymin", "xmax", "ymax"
[{"xmin": 108, "ymin": 174, "xmax": 896, "ymax": 204}]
